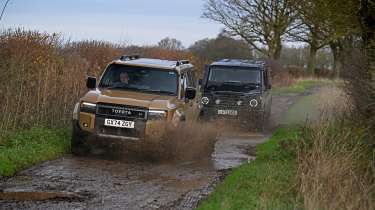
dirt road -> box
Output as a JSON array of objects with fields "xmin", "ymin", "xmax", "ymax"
[{"xmin": 0, "ymin": 87, "xmax": 323, "ymax": 210}]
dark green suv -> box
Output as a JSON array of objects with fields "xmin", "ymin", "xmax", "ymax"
[{"xmin": 199, "ymin": 59, "xmax": 272, "ymax": 131}]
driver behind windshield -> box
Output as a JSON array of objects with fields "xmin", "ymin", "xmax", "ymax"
[{"xmin": 113, "ymin": 72, "xmax": 131, "ymax": 88}]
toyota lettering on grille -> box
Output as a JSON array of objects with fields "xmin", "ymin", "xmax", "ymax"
[{"xmin": 112, "ymin": 108, "xmax": 132, "ymax": 116}]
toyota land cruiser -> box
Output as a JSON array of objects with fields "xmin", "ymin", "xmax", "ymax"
[
  {"xmin": 72, "ymin": 55, "xmax": 198, "ymax": 155},
  {"xmin": 199, "ymin": 59, "xmax": 272, "ymax": 131}
]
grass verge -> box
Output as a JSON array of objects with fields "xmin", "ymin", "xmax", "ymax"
[
  {"xmin": 198, "ymin": 127, "xmax": 302, "ymax": 210},
  {"xmin": 272, "ymin": 78, "xmax": 333, "ymax": 95},
  {"xmin": 297, "ymin": 120, "xmax": 375, "ymax": 210},
  {"xmin": 0, "ymin": 127, "xmax": 70, "ymax": 177}
]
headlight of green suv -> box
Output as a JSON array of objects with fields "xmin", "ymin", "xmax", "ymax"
[
  {"xmin": 148, "ymin": 110, "xmax": 167, "ymax": 120},
  {"xmin": 249, "ymin": 99, "xmax": 259, "ymax": 108},
  {"xmin": 80, "ymin": 101, "xmax": 97, "ymax": 113}
]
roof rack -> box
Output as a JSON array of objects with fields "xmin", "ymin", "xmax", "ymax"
[
  {"xmin": 176, "ymin": 60, "xmax": 190, "ymax": 66},
  {"xmin": 120, "ymin": 54, "xmax": 140, "ymax": 61}
]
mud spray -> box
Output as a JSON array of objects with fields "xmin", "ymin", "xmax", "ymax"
[{"xmin": 94, "ymin": 122, "xmax": 219, "ymax": 162}]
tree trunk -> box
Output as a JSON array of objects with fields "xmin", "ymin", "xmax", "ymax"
[
  {"xmin": 359, "ymin": 0, "xmax": 375, "ymax": 122},
  {"xmin": 330, "ymin": 41, "xmax": 342, "ymax": 78},
  {"xmin": 360, "ymin": 0, "xmax": 375, "ymax": 69},
  {"xmin": 271, "ymin": 37, "xmax": 282, "ymax": 60},
  {"xmin": 272, "ymin": 44, "xmax": 282, "ymax": 61},
  {"xmin": 307, "ymin": 45, "xmax": 318, "ymax": 75}
]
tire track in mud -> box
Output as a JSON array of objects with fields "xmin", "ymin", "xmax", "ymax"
[{"xmin": 0, "ymin": 87, "xmax": 320, "ymax": 210}]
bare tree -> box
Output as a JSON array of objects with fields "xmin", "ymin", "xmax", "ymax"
[
  {"xmin": 157, "ymin": 37, "xmax": 185, "ymax": 51},
  {"xmin": 0, "ymin": 0, "xmax": 11, "ymax": 23},
  {"xmin": 203, "ymin": 0, "xmax": 299, "ymax": 60}
]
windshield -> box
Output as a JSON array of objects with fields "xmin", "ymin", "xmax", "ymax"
[
  {"xmin": 99, "ymin": 64, "xmax": 178, "ymax": 96},
  {"xmin": 208, "ymin": 66, "xmax": 261, "ymax": 84}
]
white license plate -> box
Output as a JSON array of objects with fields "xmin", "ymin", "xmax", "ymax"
[
  {"xmin": 218, "ymin": 110, "xmax": 238, "ymax": 116},
  {"xmin": 104, "ymin": 119, "xmax": 135, "ymax": 128}
]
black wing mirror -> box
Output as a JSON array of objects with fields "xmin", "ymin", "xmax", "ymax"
[
  {"xmin": 86, "ymin": 76, "xmax": 97, "ymax": 89},
  {"xmin": 185, "ymin": 87, "xmax": 196, "ymax": 100}
]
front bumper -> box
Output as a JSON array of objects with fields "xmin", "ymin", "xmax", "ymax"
[
  {"xmin": 200, "ymin": 106, "xmax": 264, "ymax": 125},
  {"xmin": 77, "ymin": 112, "xmax": 168, "ymax": 142}
]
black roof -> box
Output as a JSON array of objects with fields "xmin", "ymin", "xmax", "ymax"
[{"xmin": 210, "ymin": 59, "xmax": 265, "ymax": 68}]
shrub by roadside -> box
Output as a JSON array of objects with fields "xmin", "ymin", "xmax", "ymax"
[
  {"xmin": 297, "ymin": 120, "xmax": 375, "ymax": 210},
  {"xmin": 198, "ymin": 127, "xmax": 302, "ymax": 210},
  {"xmin": 0, "ymin": 127, "xmax": 70, "ymax": 177}
]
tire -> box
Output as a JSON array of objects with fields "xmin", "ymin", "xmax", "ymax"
[
  {"xmin": 71, "ymin": 121, "xmax": 90, "ymax": 156},
  {"xmin": 251, "ymin": 111, "xmax": 266, "ymax": 133}
]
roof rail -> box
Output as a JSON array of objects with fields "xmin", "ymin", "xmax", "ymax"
[
  {"xmin": 120, "ymin": 54, "xmax": 140, "ymax": 61},
  {"xmin": 176, "ymin": 60, "xmax": 190, "ymax": 66}
]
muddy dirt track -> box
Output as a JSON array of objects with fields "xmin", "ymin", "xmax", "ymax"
[{"xmin": 0, "ymin": 87, "xmax": 322, "ymax": 210}]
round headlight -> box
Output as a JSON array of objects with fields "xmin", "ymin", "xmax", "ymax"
[
  {"xmin": 201, "ymin": 97, "xmax": 210, "ymax": 105},
  {"xmin": 249, "ymin": 99, "xmax": 258, "ymax": 107}
]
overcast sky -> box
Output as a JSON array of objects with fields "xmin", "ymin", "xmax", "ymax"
[{"xmin": 0, "ymin": 0, "xmax": 223, "ymax": 47}]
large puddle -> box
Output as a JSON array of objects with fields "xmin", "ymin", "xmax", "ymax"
[{"xmin": 0, "ymin": 131, "xmax": 267, "ymax": 210}]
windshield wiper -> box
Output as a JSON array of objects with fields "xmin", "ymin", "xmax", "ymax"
[
  {"xmin": 142, "ymin": 89, "xmax": 175, "ymax": 95},
  {"xmin": 105, "ymin": 86, "xmax": 141, "ymax": 91}
]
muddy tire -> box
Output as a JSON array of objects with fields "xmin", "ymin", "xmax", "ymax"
[
  {"xmin": 252, "ymin": 112, "xmax": 266, "ymax": 133},
  {"xmin": 71, "ymin": 122, "xmax": 90, "ymax": 156}
]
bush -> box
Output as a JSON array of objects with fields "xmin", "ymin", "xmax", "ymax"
[
  {"xmin": 297, "ymin": 119, "xmax": 375, "ymax": 210},
  {"xmin": 342, "ymin": 50, "xmax": 375, "ymax": 142}
]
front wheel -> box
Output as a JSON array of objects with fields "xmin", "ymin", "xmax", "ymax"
[
  {"xmin": 71, "ymin": 121, "xmax": 90, "ymax": 156},
  {"xmin": 249, "ymin": 111, "xmax": 266, "ymax": 133}
]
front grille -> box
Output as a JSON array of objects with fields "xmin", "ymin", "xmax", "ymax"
[
  {"xmin": 96, "ymin": 103, "xmax": 147, "ymax": 119},
  {"xmin": 206, "ymin": 94, "xmax": 250, "ymax": 109},
  {"xmin": 95, "ymin": 103, "xmax": 147, "ymax": 138},
  {"xmin": 202, "ymin": 93, "xmax": 262, "ymax": 120}
]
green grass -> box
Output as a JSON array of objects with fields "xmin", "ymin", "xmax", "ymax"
[
  {"xmin": 198, "ymin": 127, "xmax": 302, "ymax": 210},
  {"xmin": 272, "ymin": 79, "xmax": 330, "ymax": 95},
  {"xmin": 0, "ymin": 127, "xmax": 70, "ymax": 177}
]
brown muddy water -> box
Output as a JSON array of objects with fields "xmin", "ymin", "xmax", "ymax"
[{"xmin": 0, "ymin": 91, "xmax": 306, "ymax": 210}]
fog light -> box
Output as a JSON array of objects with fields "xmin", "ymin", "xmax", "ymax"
[
  {"xmin": 83, "ymin": 123, "xmax": 88, "ymax": 127},
  {"xmin": 215, "ymin": 99, "xmax": 221, "ymax": 104},
  {"xmin": 237, "ymin": 100, "xmax": 243, "ymax": 106}
]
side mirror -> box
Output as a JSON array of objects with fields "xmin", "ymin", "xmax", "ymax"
[
  {"xmin": 86, "ymin": 76, "xmax": 97, "ymax": 89},
  {"xmin": 185, "ymin": 87, "xmax": 196, "ymax": 100},
  {"xmin": 198, "ymin": 79, "xmax": 202, "ymax": 86}
]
